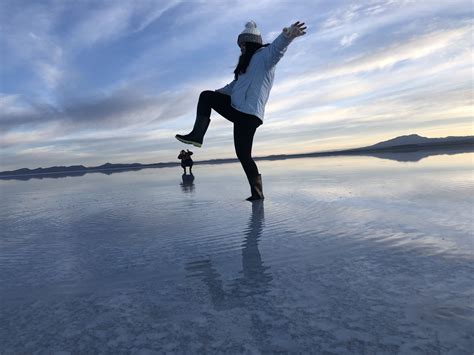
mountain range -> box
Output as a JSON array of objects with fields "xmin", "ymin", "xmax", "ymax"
[
  {"xmin": 1, "ymin": 134, "xmax": 472, "ymax": 179},
  {"xmin": 364, "ymin": 134, "xmax": 472, "ymax": 149}
]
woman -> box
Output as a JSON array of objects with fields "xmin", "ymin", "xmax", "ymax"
[{"xmin": 176, "ymin": 20, "xmax": 307, "ymax": 201}]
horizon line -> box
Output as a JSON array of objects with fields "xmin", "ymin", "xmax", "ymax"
[{"xmin": 1, "ymin": 134, "xmax": 473, "ymax": 176}]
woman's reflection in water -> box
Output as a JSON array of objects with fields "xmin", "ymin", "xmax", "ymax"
[
  {"xmin": 185, "ymin": 201, "xmax": 272, "ymax": 309},
  {"xmin": 232, "ymin": 201, "xmax": 272, "ymax": 297}
]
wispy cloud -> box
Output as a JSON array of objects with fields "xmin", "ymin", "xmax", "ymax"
[
  {"xmin": 68, "ymin": 1, "xmax": 180, "ymax": 47},
  {"xmin": 340, "ymin": 32, "xmax": 359, "ymax": 47},
  {"xmin": 273, "ymin": 24, "xmax": 470, "ymax": 95}
]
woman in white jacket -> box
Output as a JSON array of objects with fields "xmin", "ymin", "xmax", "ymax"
[{"xmin": 176, "ymin": 20, "xmax": 307, "ymax": 200}]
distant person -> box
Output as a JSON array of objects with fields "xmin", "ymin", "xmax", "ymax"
[
  {"xmin": 176, "ymin": 20, "xmax": 307, "ymax": 201},
  {"xmin": 178, "ymin": 149, "xmax": 193, "ymax": 174}
]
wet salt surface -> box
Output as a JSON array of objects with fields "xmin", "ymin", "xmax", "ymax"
[{"xmin": 1, "ymin": 154, "xmax": 473, "ymax": 353}]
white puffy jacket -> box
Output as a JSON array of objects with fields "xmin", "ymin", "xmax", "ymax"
[{"xmin": 216, "ymin": 32, "xmax": 293, "ymax": 122}]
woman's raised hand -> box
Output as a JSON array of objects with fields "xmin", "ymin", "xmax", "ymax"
[{"xmin": 283, "ymin": 21, "xmax": 307, "ymax": 39}]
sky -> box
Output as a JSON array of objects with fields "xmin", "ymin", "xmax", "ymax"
[{"xmin": 0, "ymin": 0, "xmax": 472, "ymax": 170}]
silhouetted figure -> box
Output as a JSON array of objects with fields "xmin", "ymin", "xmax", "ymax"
[{"xmin": 178, "ymin": 149, "xmax": 194, "ymax": 174}]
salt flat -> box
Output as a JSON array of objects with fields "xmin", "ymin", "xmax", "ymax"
[{"xmin": 1, "ymin": 153, "xmax": 473, "ymax": 353}]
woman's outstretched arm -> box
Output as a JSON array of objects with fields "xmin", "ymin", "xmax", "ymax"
[{"xmin": 263, "ymin": 21, "xmax": 307, "ymax": 68}]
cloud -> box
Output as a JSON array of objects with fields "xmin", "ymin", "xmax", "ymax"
[
  {"xmin": 321, "ymin": 3, "xmax": 364, "ymax": 29},
  {"xmin": 0, "ymin": 0, "xmax": 181, "ymax": 100},
  {"xmin": 36, "ymin": 62, "xmax": 63, "ymax": 89},
  {"xmin": 0, "ymin": 94, "xmax": 59, "ymax": 130},
  {"xmin": 70, "ymin": 4, "xmax": 131, "ymax": 46},
  {"xmin": 268, "ymin": 43, "xmax": 471, "ymax": 119},
  {"xmin": 0, "ymin": 85, "xmax": 200, "ymax": 133},
  {"xmin": 0, "ymin": 1, "xmax": 65, "ymax": 90},
  {"xmin": 272, "ymin": 24, "xmax": 471, "ymax": 97},
  {"xmin": 1, "ymin": 126, "xmax": 59, "ymax": 148},
  {"xmin": 317, "ymin": 0, "xmax": 468, "ymax": 38},
  {"xmin": 264, "ymin": 83, "xmax": 472, "ymax": 139},
  {"xmin": 340, "ymin": 33, "xmax": 359, "ymax": 47},
  {"xmin": 68, "ymin": 1, "xmax": 180, "ymax": 47}
]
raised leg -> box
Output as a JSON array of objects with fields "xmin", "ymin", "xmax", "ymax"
[{"xmin": 175, "ymin": 91, "xmax": 238, "ymax": 147}]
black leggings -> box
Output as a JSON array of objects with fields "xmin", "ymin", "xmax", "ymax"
[{"xmin": 197, "ymin": 90, "xmax": 262, "ymax": 179}]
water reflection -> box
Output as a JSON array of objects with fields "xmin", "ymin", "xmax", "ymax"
[
  {"xmin": 180, "ymin": 173, "xmax": 195, "ymax": 193},
  {"xmin": 363, "ymin": 146, "xmax": 474, "ymax": 162},
  {"xmin": 185, "ymin": 201, "xmax": 272, "ymax": 309},
  {"xmin": 231, "ymin": 201, "xmax": 272, "ymax": 297}
]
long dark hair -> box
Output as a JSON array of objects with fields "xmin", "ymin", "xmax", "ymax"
[{"xmin": 234, "ymin": 42, "xmax": 270, "ymax": 80}]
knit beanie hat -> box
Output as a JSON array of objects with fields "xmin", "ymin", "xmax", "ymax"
[{"xmin": 237, "ymin": 21, "xmax": 262, "ymax": 46}]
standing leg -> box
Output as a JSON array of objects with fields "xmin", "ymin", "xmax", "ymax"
[
  {"xmin": 234, "ymin": 122, "xmax": 258, "ymax": 178},
  {"xmin": 233, "ymin": 122, "xmax": 264, "ymax": 201}
]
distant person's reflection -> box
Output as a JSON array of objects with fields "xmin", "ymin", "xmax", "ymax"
[
  {"xmin": 185, "ymin": 201, "xmax": 271, "ymax": 309},
  {"xmin": 180, "ymin": 173, "xmax": 195, "ymax": 193}
]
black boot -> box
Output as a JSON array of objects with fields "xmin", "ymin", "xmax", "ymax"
[
  {"xmin": 175, "ymin": 116, "xmax": 210, "ymax": 148},
  {"xmin": 246, "ymin": 174, "xmax": 264, "ymax": 201}
]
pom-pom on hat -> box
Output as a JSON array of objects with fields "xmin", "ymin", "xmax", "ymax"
[{"xmin": 237, "ymin": 21, "xmax": 262, "ymax": 46}]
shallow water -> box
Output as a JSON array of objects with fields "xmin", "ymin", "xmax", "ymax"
[{"xmin": 1, "ymin": 153, "xmax": 473, "ymax": 353}]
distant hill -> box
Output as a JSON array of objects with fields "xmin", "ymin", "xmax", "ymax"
[
  {"xmin": 0, "ymin": 162, "xmax": 179, "ymax": 179},
  {"xmin": 364, "ymin": 134, "xmax": 473, "ymax": 150},
  {"xmin": 1, "ymin": 134, "xmax": 472, "ymax": 179}
]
